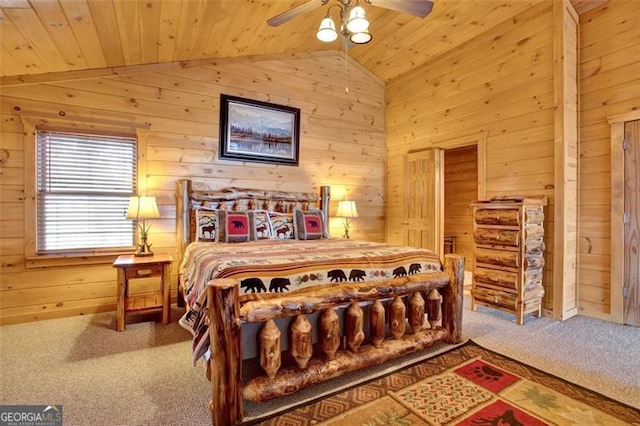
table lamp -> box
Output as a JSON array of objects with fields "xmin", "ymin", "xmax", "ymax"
[
  {"xmin": 126, "ymin": 195, "xmax": 160, "ymax": 256},
  {"xmin": 336, "ymin": 200, "xmax": 358, "ymax": 239}
]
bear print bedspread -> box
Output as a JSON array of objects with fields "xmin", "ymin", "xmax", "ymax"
[{"xmin": 178, "ymin": 238, "xmax": 442, "ymax": 365}]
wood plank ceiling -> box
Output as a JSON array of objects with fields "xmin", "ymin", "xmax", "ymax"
[{"xmin": 0, "ymin": 0, "xmax": 607, "ymax": 84}]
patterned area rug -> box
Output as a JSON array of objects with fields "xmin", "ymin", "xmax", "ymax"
[{"xmin": 251, "ymin": 341, "xmax": 640, "ymax": 425}]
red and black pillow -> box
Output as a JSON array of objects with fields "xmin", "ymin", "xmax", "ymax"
[{"xmin": 293, "ymin": 209, "xmax": 328, "ymax": 240}]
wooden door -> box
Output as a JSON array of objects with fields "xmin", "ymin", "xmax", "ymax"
[
  {"xmin": 624, "ymin": 119, "xmax": 640, "ymax": 326},
  {"xmin": 403, "ymin": 149, "xmax": 444, "ymax": 255}
]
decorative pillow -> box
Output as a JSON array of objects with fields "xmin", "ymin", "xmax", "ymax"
[
  {"xmin": 267, "ymin": 211, "xmax": 295, "ymax": 239},
  {"xmin": 195, "ymin": 208, "xmax": 218, "ymax": 242},
  {"xmin": 250, "ymin": 210, "xmax": 273, "ymax": 240},
  {"xmin": 294, "ymin": 209, "xmax": 327, "ymax": 240},
  {"xmin": 217, "ymin": 211, "xmax": 251, "ymax": 243}
]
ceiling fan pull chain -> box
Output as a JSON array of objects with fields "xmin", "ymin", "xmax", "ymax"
[{"xmin": 344, "ymin": 39, "xmax": 349, "ymax": 94}]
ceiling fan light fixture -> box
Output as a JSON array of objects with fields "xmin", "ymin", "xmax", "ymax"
[
  {"xmin": 349, "ymin": 29, "xmax": 372, "ymax": 44},
  {"xmin": 317, "ymin": 15, "xmax": 339, "ymax": 42},
  {"xmin": 346, "ymin": 3, "xmax": 369, "ymax": 33}
]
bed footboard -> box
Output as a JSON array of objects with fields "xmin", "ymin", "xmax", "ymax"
[{"xmin": 207, "ymin": 254, "xmax": 464, "ymax": 425}]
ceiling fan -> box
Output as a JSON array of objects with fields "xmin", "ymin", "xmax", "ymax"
[
  {"xmin": 267, "ymin": 0, "xmax": 434, "ymax": 27},
  {"xmin": 267, "ymin": 0, "xmax": 434, "ymax": 45}
]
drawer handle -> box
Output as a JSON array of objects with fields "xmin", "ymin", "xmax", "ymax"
[{"xmin": 137, "ymin": 269, "xmax": 152, "ymax": 276}]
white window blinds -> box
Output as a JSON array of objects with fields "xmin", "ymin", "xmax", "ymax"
[{"xmin": 36, "ymin": 130, "xmax": 137, "ymax": 253}]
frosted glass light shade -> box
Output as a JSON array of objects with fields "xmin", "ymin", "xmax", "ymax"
[
  {"xmin": 347, "ymin": 4, "xmax": 369, "ymax": 33},
  {"xmin": 350, "ymin": 30, "xmax": 372, "ymax": 44},
  {"xmin": 317, "ymin": 16, "xmax": 338, "ymax": 42}
]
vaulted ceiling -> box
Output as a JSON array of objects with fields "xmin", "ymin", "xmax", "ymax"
[{"xmin": 0, "ymin": 0, "xmax": 607, "ymax": 85}]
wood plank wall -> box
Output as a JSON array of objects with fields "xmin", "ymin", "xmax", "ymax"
[
  {"xmin": 0, "ymin": 53, "xmax": 386, "ymax": 325},
  {"xmin": 385, "ymin": 2, "xmax": 557, "ymax": 312},
  {"xmin": 578, "ymin": 0, "xmax": 640, "ymax": 319}
]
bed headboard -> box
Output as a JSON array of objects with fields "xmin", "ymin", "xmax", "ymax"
[{"xmin": 176, "ymin": 179, "xmax": 330, "ymax": 260}]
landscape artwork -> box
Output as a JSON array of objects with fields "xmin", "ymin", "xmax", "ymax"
[{"xmin": 219, "ymin": 94, "xmax": 300, "ymax": 166}]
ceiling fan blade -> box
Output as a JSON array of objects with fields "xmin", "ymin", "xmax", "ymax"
[
  {"xmin": 267, "ymin": 0, "xmax": 325, "ymax": 27},
  {"xmin": 367, "ymin": 0, "xmax": 434, "ymax": 18}
]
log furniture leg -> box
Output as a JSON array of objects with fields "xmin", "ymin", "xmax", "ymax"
[
  {"xmin": 443, "ymin": 254, "xmax": 465, "ymax": 343},
  {"xmin": 208, "ymin": 278, "xmax": 243, "ymax": 426},
  {"xmin": 177, "ymin": 281, "xmax": 186, "ymax": 308}
]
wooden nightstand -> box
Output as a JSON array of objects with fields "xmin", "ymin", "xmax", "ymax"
[{"xmin": 113, "ymin": 253, "xmax": 172, "ymax": 332}]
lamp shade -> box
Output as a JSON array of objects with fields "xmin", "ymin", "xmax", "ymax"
[
  {"xmin": 347, "ymin": 3, "xmax": 369, "ymax": 33},
  {"xmin": 126, "ymin": 196, "xmax": 160, "ymax": 220},
  {"xmin": 317, "ymin": 16, "xmax": 338, "ymax": 42},
  {"xmin": 349, "ymin": 30, "xmax": 372, "ymax": 44},
  {"xmin": 336, "ymin": 200, "xmax": 359, "ymax": 218}
]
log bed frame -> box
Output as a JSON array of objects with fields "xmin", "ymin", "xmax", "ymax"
[{"xmin": 176, "ymin": 179, "xmax": 465, "ymax": 425}]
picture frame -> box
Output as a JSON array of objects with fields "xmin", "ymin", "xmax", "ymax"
[{"xmin": 219, "ymin": 94, "xmax": 300, "ymax": 166}]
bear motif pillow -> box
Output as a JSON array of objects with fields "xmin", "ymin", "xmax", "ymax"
[
  {"xmin": 294, "ymin": 209, "xmax": 328, "ymax": 240},
  {"xmin": 217, "ymin": 211, "xmax": 251, "ymax": 243}
]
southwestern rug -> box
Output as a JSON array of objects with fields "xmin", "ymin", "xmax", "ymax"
[{"xmin": 249, "ymin": 341, "xmax": 640, "ymax": 425}]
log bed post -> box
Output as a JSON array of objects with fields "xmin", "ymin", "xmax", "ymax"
[
  {"xmin": 176, "ymin": 178, "xmax": 192, "ymax": 266},
  {"xmin": 176, "ymin": 179, "xmax": 192, "ymax": 308},
  {"xmin": 208, "ymin": 278, "xmax": 243, "ymax": 426},
  {"xmin": 443, "ymin": 254, "xmax": 465, "ymax": 343}
]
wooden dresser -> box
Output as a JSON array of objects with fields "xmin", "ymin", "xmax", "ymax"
[{"xmin": 470, "ymin": 196, "xmax": 547, "ymax": 324}]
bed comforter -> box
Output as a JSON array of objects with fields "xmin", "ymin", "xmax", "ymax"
[{"xmin": 178, "ymin": 238, "xmax": 442, "ymax": 364}]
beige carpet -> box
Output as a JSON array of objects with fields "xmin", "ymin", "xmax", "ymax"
[{"xmin": 0, "ymin": 303, "xmax": 638, "ymax": 425}]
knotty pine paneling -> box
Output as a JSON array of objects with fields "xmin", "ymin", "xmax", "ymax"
[
  {"xmin": 386, "ymin": 2, "xmax": 557, "ymax": 312},
  {"xmin": 578, "ymin": 0, "xmax": 640, "ymax": 319},
  {"xmin": 0, "ymin": 53, "xmax": 385, "ymax": 324}
]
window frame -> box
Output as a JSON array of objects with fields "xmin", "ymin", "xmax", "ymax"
[{"xmin": 23, "ymin": 117, "xmax": 147, "ymax": 267}]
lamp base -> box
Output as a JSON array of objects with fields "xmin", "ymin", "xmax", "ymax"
[
  {"xmin": 135, "ymin": 251, "xmax": 154, "ymax": 257},
  {"xmin": 136, "ymin": 223, "xmax": 154, "ymax": 257}
]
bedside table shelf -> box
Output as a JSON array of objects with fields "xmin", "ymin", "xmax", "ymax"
[
  {"xmin": 125, "ymin": 293, "xmax": 165, "ymax": 312},
  {"xmin": 113, "ymin": 253, "xmax": 172, "ymax": 331}
]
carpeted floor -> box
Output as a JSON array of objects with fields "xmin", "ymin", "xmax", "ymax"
[
  {"xmin": 257, "ymin": 341, "xmax": 640, "ymax": 425},
  {"xmin": 0, "ymin": 302, "xmax": 638, "ymax": 425}
]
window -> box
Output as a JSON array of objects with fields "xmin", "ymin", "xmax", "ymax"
[{"xmin": 36, "ymin": 130, "xmax": 137, "ymax": 254}]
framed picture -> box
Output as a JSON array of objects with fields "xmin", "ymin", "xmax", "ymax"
[{"xmin": 219, "ymin": 94, "xmax": 300, "ymax": 166}]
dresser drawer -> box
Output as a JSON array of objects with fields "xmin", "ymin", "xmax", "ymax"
[
  {"xmin": 475, "ymin": 208, "xmax": 519, "ymax": 226},
  {"xmin": 475, "ymin": 247, "xmax": 519, "ymax": 269},
  {"xmin": 473, "ymin": 267, "xmax": 519, "ymax": 290},
  {"xmin": 474, "ymin": 228, "xmax": 519, "ymax": 247},
  {"xmin": 472, "ymin": 287, "xmax": 518, "ymax": 310}
]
